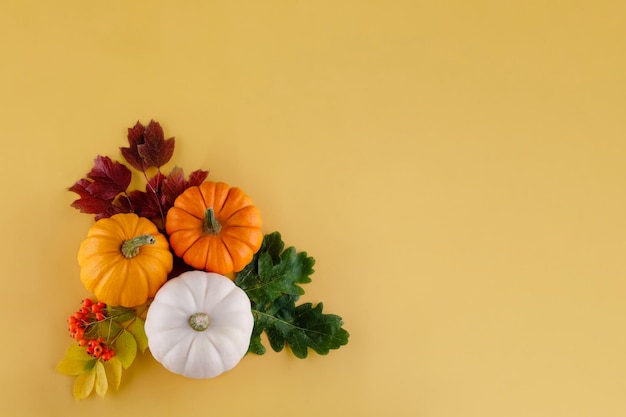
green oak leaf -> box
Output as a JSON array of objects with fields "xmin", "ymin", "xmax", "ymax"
[
  {"xmin": 237, "ymin": 232, "xmax": 349, "ymax": 358},
  {"xmin": 252, "ymin": 298, "xmax": 349, "ymax": 358},
  {"xmin": 235, "ymin": 232, "xmax": 315, "ymax": 304}
]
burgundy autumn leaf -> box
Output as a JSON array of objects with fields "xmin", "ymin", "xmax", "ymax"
[
  {"xmin": 120, "ymin": 120, "xmax": 175, "ymax": 170},
  {"xmin": 161, "ymin": 166, "xmax": 209, "ymax": 206},
  {"xmin": 147, "ymin": 170, "xmax": 167, "ymax": 188},
  {"xmin": 86, "ymin": 156, "xmax": 132, "ymax": 200},
  {"xmin": 161, "ymin": 166, "xmax": 186, "ymax": 206},
  {"xmin": 126, "ymin": 171, "xmax": 167, "ymax": 218},
  {"xmin": 139, "ymin": 121, "xmax": 175, "ymax": 168},
  {"xmin": 95, "ymin": 204, "xmax": 127, "ymax": 221},
  {"xmin": 114, "ymin": 193, "xmax": 133, "ymax": 213},
  {"xmin": 69, "ymin": 179, "xmax": 112, "ymax": 215},
  {"xmin": 187, "ymin": 168, "xmax": 209, "ymax": 187},
  {"xmin": 127, "ymin": 190, "xmax": 162, "ymax": 219},
  {"xmin": 68, "ymin": 156, "xmax": 132, "ymax": 217},
  {"xmin": 120, "ymin": 121, "xmax": 147, "ymax": 170}
]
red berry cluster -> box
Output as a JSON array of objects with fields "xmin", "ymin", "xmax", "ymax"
[{"xmin": 67, "ymin": 299, "xmax": 115, "ymax": 361}]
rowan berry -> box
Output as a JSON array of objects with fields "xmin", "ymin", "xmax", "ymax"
[
  {"xmin": 67, "ymin": 299, "xmax": 115, "ymax": 361},
  {"xmin": 71, "ymin": 327, "xmax": 85, "ymax": 341},
  {"xmin": 92, "ymin": 345, "xmax": 103, "ymax": 358},
  {"xmin": 91, "ymin": 302, "xmax": 106, "ymax": 314}
]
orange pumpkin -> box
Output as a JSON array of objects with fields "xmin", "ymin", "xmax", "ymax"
[
  {"xmin": 165, "ymin": 181, "xmax": 263, "ymax": 275},
  {"xmin": 78, "ymin": 213, "xmax": 173, "ymax": 307}
]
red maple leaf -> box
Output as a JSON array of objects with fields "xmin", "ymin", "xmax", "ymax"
[
  {"xmin": 69, "ymin": 178, "xmax": 112, "ymax": 214},
  {"xmin": 68, "ymin": 156, "xmax": 132, "ymax": 218},
  {"xmin": 85, "ymin": 156, "xmax": 132, "ymax": 199},
  {"xmin": 127, "ymin": 190, "xmax": 162, "ymax": 219},
  {"xmin": 120, "ymin": 120, "xmax": 175, "ymax": 170},
  {"xmin": 161, "ymin": 166, "xmax": 209, "ymax": 207},
  {"xmin": 125, "ymin": 172, "xmax": 171, "ymax": 229}
]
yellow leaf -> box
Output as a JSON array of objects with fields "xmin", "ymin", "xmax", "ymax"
[
  {"xmin": 66, "ymin": 344, "xmax": 93, "ymax": 361},
  {"xmin": 56, "ymin": 345, "xmax": 94, "ymax": 376},
  {"xmin": 73, "ymin": 367, "xmax": 95, "ymax": 400},
  {"xmin": 94, "ymin": 361, "xmax": 108, "ymax": 397},
  {"xmin": 129, "ymin": 318, "xmax": 149, "ymax": 353},
  {"xmin": 103, "ymin": 357, "xmax": 122, "ymax": 390},
  {"xmin": 114, "ymin": 330, "xmax": 137, "ymax": 369}
]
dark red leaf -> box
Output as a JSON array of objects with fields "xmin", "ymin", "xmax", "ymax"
[
  {"xmin": 137, "ymin": 120, "xmax": 175, "ymax": 168},
  {"xmin": 120, "ymin": 121, "xmax": 147, "ymax": 170},
  {"xmin": 114, "ymin": 194, "xmax": 133, "ymax": 213},
  {"xmin": 188, "ymin": 169, "xmax": 209, "ymax": 186},
  {"xmin": 68, "ymin": 178, "xmax": 96, "ymax": 199},
  {"xmin": 120, "ymin": 120, "xmax": 175, "ymax": 170},
  {"xmin": 161, "ymin": 166, "xmax": 186, "ymax": 206},
  {"xmin": 86, "ymin": 156, "xmax": 132, "ymax": 200},
  {"xmin": 95, "ymin": 204, "xmax": 127, "ymax": 221},
  {"xmin": 146, "ymin": 171, "xmax": 167, "ymax": 195},
  {"xmin": 127, "ymin": 121, "xmax": 145, "ymax": 145},
  {"xmin": 127, "ymin": 190, "xmax": 161, "ymax": 219},
  {"xmin": 126, "ymin": 171, "xmax": 166, "ymax": 219},
  {"xmin": 69, "ymin": 179, "xmax": 112, "ymax": 215},
  {"xmin": 161, "ymin": 166, "xmax": 209, "ymax": 206},
  {"xmin": 68, "ymin": 156, "xmax": 132, "ymax": 218}
]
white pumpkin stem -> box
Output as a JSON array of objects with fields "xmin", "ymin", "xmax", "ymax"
[
  {"xmin": 121, "ymin": 235, "xmax": 156, "ymax": 258},
  {"xmin": 189, "ymin": 312, "xmax": 210, "ymax": 331},
  {"xmin": 203, "ymin": 207, "xmax": 221, "ymax": 235}
]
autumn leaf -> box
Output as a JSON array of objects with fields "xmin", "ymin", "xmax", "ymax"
[
  {"xmin": 126, "ymin": 172, "xmax": 167, "ymax": 219},
  {"xmin": 56, "ymin": 345, "xmax": 96, "ymax": 376},
  {"xmin": 103, "ymin": 357, "xmax": 122, "ymax": 390},
  {"xmin": 128, "ymin": 318, "xmax": 149, "ymax": 353},
  {"xmin": 114, "ymin": 330, "xmax": 137, "ymax": 369},
  {"xmin": 161, "ymin": 166, "xmax": 209, "ymax": 206},
  {"xmin": 68, "ymin": 179, "xmax": 112, "ymax": 215},
  {"xmin": 94, "ymin": 361, "xmax": 108, "ymax": 397},
  {"xmin": 121, "ymin": 121, "xmax": 147, "ymax": 170},
  {"xmin": 68, "ymin": 155, "xmax": 132, "ymax": 219},
  {"xmin": 120, "ymin": 120, "xmax": 175, "ymax": 170},
  {"xmin": 236, "ymin": 232, "xmax": 350, "ymax": 358},
  {"xmin": 84, "ymin": 156, "xmax": 132, "ymax": 200},
  {"xmin": 73, "ymin": 367, "xmax": 96, "ymax": 400}
]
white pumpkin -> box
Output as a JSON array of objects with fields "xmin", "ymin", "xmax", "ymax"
[{"xmin": 144, "ymin": 270, "xmax": 254, "ymax": 379}]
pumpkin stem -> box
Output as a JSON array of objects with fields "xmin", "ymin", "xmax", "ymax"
[
  {"xmin": 121, "ymin": 235, "xmax": 156, "ymax": 258},
  {"xmin": 203, "ymin": 207, "xmax": 221, "ymax": 235},
  {"xmin": 189, "ymin": 312, "xmax": 210, "ymax": 331}
]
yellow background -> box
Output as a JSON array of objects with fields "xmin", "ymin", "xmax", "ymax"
[{"xmin": 1, "ymin": 1, "xmax": 625, "ymax": 416}]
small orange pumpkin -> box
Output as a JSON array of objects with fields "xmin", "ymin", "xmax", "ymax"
[
  {"xmin": 165, "ymin": 181, "xmax": 263, "ymax": 275},
  {"xmin": 78, "ymin": 213, "xmax": 173, "ymax": 307}
]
